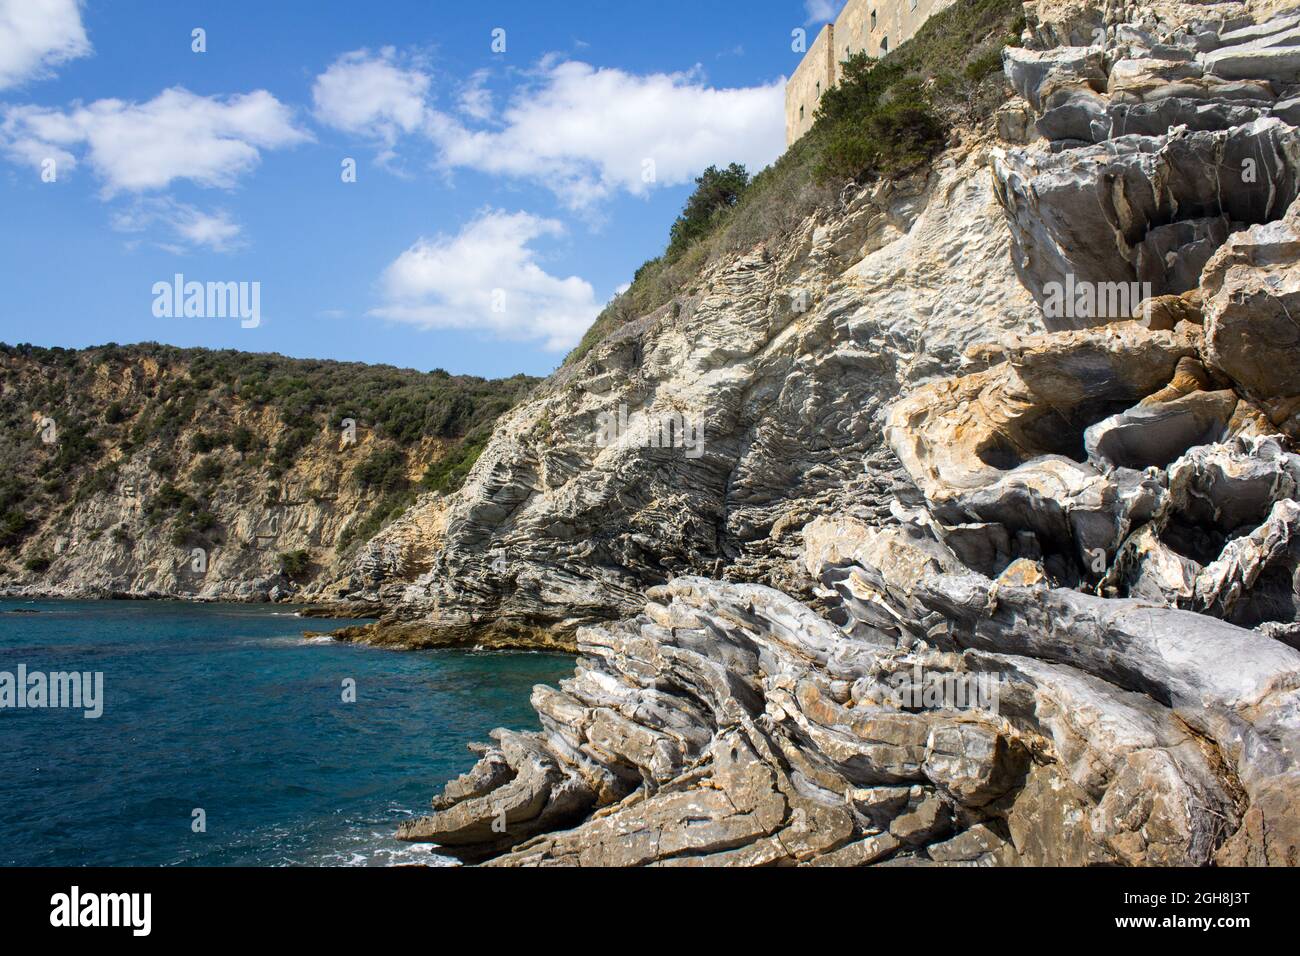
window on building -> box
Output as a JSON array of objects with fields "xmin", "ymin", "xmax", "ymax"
[
  {"xmin": 800, "ymin": 105, "xmax": 805, "ymax": 121},
  {"xmin": 881, "ymin": 36, "xmax": 888, "ymax": 53},
  {"xmin": 871, "ymin": 11, "xmax": 877, "ymax": 30},
  {"xmin": 816, "ymin": 80, "xmax": 821, "ymax": 96}
]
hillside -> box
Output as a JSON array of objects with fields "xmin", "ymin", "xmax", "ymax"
[{"xmin": 0, "ymin": 343, "xmax": 536, "ymax": 601}]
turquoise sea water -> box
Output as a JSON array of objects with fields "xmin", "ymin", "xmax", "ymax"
[{"xmin": 0, "ymin": 600, "xmax": 573, "ymax": 866}]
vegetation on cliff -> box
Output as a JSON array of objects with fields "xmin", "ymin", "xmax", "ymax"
[
  {"xmin": 0, "ymin": 342, "xmax": 537, "ymax": 575},
  {"xmin": 566, "ymin": 0, "xmax": 1025, "ymax": 366}
]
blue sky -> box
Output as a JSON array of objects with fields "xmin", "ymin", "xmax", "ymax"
[{"xmin": 0, "ymin": 0, "xmax": 844, "ymax": 378}]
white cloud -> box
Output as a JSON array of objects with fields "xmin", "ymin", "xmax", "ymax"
[
  {"xmin": 429, "ymin": 61, "xmax": 786, "ymax": 208},
  {"xmin": 804, "ymin": 0, "xmax": 846, "ymax": 25},
  {"xmin": 0, "ymin": 0, "xmax": 90, "ymax": 90},
  {"xmin": 0, "ymin": 87, "xmax": 309, "ymax": 195},
  {"xmin": 110, "ymin": 197, "xmax": 243, "ymax": 253},
  {"xmin": 456, "ymin": 70, "xmax": 492, "ymax": 122},
  {"xmin": 312, "ymin": 47, "xmax": 430, "ymax": 145},
  {"xmin": 173, "ymin": 208, "xmax": 241, "ymax": 250},
  {"xmin": 309, "ymin": 50, "xmax": 786, "ymax": 208},
  {"xmin": 370, "ymin": 209, "xmax": 600, "ymax": 351}
]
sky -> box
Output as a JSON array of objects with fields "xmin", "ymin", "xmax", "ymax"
[{"xmin": 0, "ymin": 0, "xmax": 848, "ymax": 379}]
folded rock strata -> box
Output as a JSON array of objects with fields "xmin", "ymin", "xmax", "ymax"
[
  {"xmin": 396, "ymin": 2, "xmax": 1300, "ymax": 865},
  {"xmin": 997, "ymin": 5, "xmax": 1300, "ymax": 323},
  {"xmin": 343, "ymin": 143, "xmax": 1039, "ymax": 645}
]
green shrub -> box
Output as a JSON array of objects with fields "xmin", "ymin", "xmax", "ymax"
[
  {"xmin": 23, "ymin": 555, "xmax": 51, "ymax": 573},
  {"xmin": 75, "ymin": 464, "xmax": 118, "ymax": 502},
  {"xmin": 193, "ymin": 457, "xmax": 224, "ymax": 485},
  {"xmin": 278, "ymin": 549, "xmax": 311, "ymax": 578},
  {"xmin": 336, "ymin": 491, "xmax": 416, "ymax": 552},
  {"xmin": 270, "ymin": 426, "xmax": 314, "ymax": 475},
  {"xmin": 145, "ymin": 483, "xmax": 192, "ymax": 522},
  {"xmin": 815, "ymin": 68, "xmax": 946, "ymax": 181},
  {"xmin": 666, "ymin": 164, "xmax": 751, "ymax": 261},
  {"xmin": 0, "ymin": 341, "xmax": 537, "ymax": 566},
  {"xmin": 354, "ymin": 447, "xmax": 408, "ymax": 493},
  {"xmin": 563, "ymin": 0, "xmax": 1023, "ymax": 366},
  {"xmin": 190, "ymin": 430, "xmax": 230, "ymax": 454},
  {"xmin": 230, "ymin": 425, "xmax": 257, "ymax": 453},
  {"xmin": 0, "ymin": 509, "xmax": 30, "ymax": 548},
  {"xmin": 421, "ymin": 432, "xmax": 488, "ymax": 495}
]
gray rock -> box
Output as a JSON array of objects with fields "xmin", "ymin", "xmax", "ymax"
[{"xmin": 391, "ymin": 4, "xmax": 1300, "ymax": 868}]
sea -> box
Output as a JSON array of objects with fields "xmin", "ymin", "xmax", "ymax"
[{"xmin": 0, "ymin": 599, "xmax": 573, "ymax": 866}]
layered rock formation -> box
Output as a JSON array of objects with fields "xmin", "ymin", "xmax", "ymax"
[
  {"xmin": 396, "ymin": 1, "xmax": 1300, "ymax": 865},
  {"xmin": 341, "ymin": 131, "xmax": 1040, "ymax": 646}
]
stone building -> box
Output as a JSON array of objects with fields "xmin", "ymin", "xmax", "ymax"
[{"xmin": 785, "ymin": 0, "xmax": 958, "ymax": 145}]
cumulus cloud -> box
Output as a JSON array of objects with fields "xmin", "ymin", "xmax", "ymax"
[
  {"xmin": 370, "ymin": 209, "xmax": 600, "ymax": 351},
  {"xmin": 0, "ymin": 0, "xmax": 91, "ymax": 90},
  {"xmin": 310, "ymin": 49, "xmax": 786, "ymax": 208},
  {"xmin": 111, "ymin": 197, "xmax": 243, "ymax": 253},
  {"xmin": 429, "ymin": 61, "xmax": 785, "ymax": 208},
  {"xmin": 312, "ymin": 47, "xmax": 430, "ymax": 145},
  {"xmin": 0, "ymin": 87, "xmax": 309, "ymax": 195}
]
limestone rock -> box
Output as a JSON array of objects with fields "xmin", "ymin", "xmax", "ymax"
[
  {"xmin": 393, "ymin": 3, "xmax": 1300, "ymax": 868},
  {"xmin": 349, "ymin": 144, "xmax": 1038, "ymax": 646},
  {"xmin": 1202, "ymin": 197, "xmax": 1300, "ymax": 436}
]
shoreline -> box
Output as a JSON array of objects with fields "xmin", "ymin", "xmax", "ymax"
[
  {"xmin": 0, "ymin": 588, "xmax": 382, "ymax": 620},
  {"xmin": 1, "ymin": 600, "xmax": 571, "ymax": 866},
  {"xmin": 0, "ymin": 592, "xmax": 578, "ymax": 654}
]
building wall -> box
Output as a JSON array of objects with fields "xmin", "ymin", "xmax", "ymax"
[
  {"xmin": 785, "ymin": 0, "xmax": 959, "ymax": 145},
  {"xmin": 785, "ymin": 24, "xmax": 835, "ymax": 146},
  {"xmin": 832, "ymin": 0, "xmax": 874, "ymax": 74},
  {"xmin": 857, "ymin": 0, "xmax": 958, "ymax": 63}
]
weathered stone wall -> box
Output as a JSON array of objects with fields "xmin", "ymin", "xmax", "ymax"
[
  {"xmin": 785, "ymin": 0, "xmax": 960, "ymax": 145},
  {"xmin": 852, "ymin": 0, "xmax": 960, "ymax": 65},
  {"xmin": 785, "ymin": 24, "xmax": 834, "ymax": 144}
]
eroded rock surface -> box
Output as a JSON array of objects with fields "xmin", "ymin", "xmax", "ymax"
[
  {"xmin": 346, "ymin": 141, "xmax": 1038, "ymax": 645},
  {"xmin": 397, "ymin": 2, "xmax": 1300, "ymax": 865}
]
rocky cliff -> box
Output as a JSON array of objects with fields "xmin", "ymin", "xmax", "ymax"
[
  {"xmin": 334, "ymin": 122, "xmax": 1041, "ymax": 647},
  {"xmin": 391, "ymin": 1, "xmax": 1300, "ymax": 865},
  {"xmin": 0, "ymin": 345, "xmax": 534, "ymax": 602}
]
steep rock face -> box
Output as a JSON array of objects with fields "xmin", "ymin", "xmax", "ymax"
[
  {"xmin": 402, "ymin": 561, "xmax": 1291, "ymax": 866},
  {"xmin": 398, "ymin": 2, "xmax": 1300, "ymax": 866},
  {"xmin": 1202, "ymin": 195, "xmax": 1300, "ymax": 434},
  {"xmin": 351, "ymin": 145, "xmax": 1039, "ymax": 646},
  {"xmin": 317, "ymin": 491, "xmax": 448, "ymax": 604}
]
